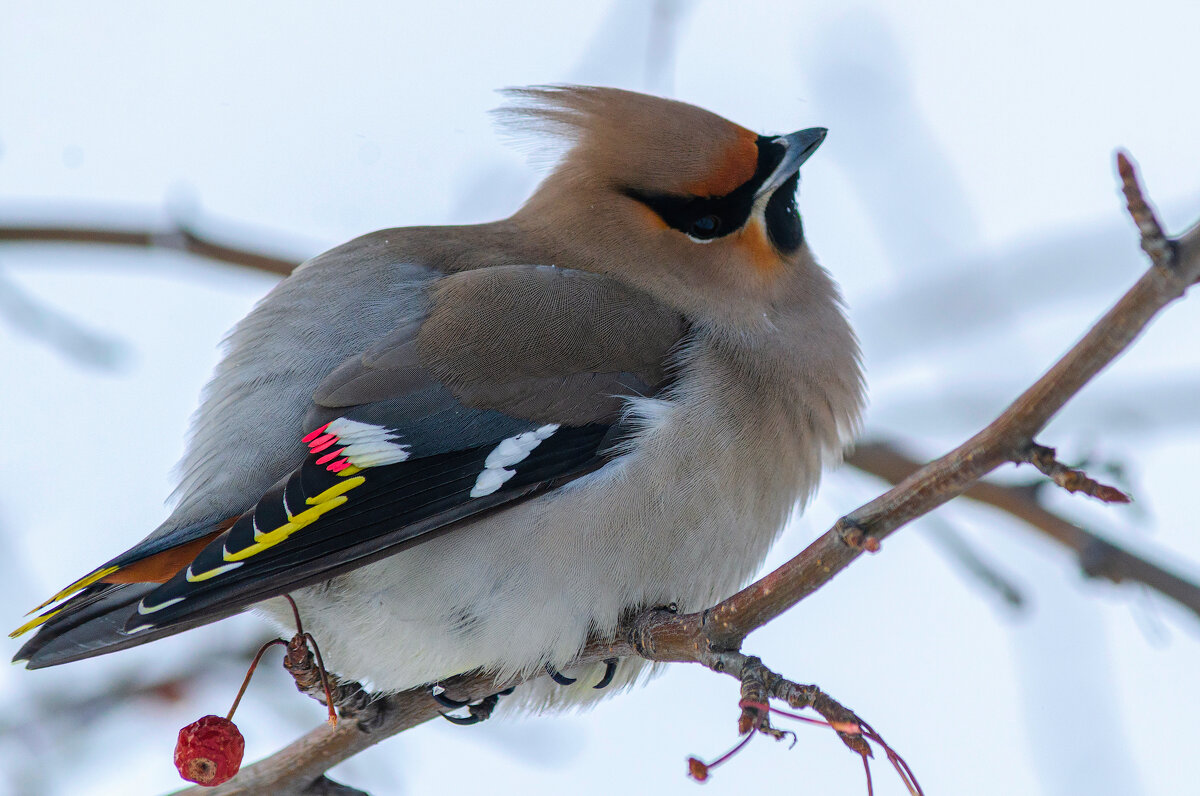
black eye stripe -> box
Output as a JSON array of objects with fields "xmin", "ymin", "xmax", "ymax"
[{"xmin": 624, "ymin": 136, "xmax": 787, "ymax": 240}]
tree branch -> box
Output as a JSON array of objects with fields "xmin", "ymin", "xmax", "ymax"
[
  {"xmin": 169, "ymin": 155, "xmax": 1200, "ymax": 794},
  {"xmin": 696, "ymin": 226, "xmax": 1199, "ymax": 654},
  {"xmin": 847, "ymin": 440, "xmax": 1200, "ymax": 621}
]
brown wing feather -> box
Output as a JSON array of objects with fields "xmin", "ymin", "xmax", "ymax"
[
  {"xmin": 314, "ymin": 265, "xmax": 683, "ymax": 427},
  {"xmin": 418, "ymin": 264, "xmax": 681, "ymax": 384},
  {"xmin": 99, "ymin": 526, "xmax": 229, "ymax": 585}
]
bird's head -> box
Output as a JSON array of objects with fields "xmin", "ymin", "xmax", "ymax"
[{"xmin": 503, "ymin": 86, "xmax": 829, "ymax": 324}]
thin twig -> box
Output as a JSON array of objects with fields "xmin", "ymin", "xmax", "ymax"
[
  {"xmin": 1116, "ymin": 151, "xmax": 1174, "ymax": 272},
  {"xmin": 1017, "ymin": 442, "xmax": 1131, "ymax": 503},
  {"xmin": 847, "ymin": 440, "xmax": 1200, "ymax": 622}
]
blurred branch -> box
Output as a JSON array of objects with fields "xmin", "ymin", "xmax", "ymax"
[
  {"xmin": 0, "ymin": 220, "xmax": 297, "ymax": 369},
  {"xmin": 0, "ymin": 223, "xmax": 297, "ymax": 275},
  {"xmin": 0, "ymin": 639, "xmax": 266, "ymax": 796},
  {"xmin": 0, "ymin": 267, "xmax": 128, "ymax": 369},
  {"xmin": 847, "ymin": 441, "xmax": 1200, "ymax": 621},
  {"xmin": 1, "ymin": 639, "xmax": 264, "ymax": 740},
  {"xmin": 913, "ymin": 513, "xmax": 1026, "ymax": 608},
  {"xmin": 175, "ymin": 155, "xmax": 1200, "ymax": 795}
]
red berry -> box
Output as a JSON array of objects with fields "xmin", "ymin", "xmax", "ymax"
[{"xmin": 174, "ymin": 715, "xmax": 245, "ymax": 787}]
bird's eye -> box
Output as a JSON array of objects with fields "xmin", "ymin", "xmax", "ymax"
[
  {"xmin": 623, "ymin": 188, "xmax": 739, "ymax": 242},
  {"xmin": 688, "ymin": 215, "xmax": 722, "ymax": 240}
]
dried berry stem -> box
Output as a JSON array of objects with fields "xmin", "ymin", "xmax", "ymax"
[
  {"xmin": 302, "ymin": 632, "xmax": 338, "ymax": 727},
  {"xmin": 226, "ymin": 639, "xmax": 287, "ymax": 721},
  {"xmin": 283, "ymin": 593, "xmax": 306, "ymax": 636}
]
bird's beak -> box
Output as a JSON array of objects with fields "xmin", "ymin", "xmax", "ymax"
[{"xmin": 754, "ymin": 127, "xmax": 827, "ymax": 200}]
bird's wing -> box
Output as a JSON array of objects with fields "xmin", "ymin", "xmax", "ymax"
[{"xmin": 14, "ymin": 264, "xmax": 684, "ymax": 667}]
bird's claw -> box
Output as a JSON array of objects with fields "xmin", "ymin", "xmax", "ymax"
[
  {"xmin": 441, "ymin": 711, "xmax": 485, "ymax": 726},
  {"xmin": 545, "ymin": 658, "xmax": 619, "ymax": 689},
  {"xmin": 430, "ymin": 685, "xmax": 471, "ymax": 709},
  {"xmin": 434, "ymin": 688, "xmax": 504, "ymax": 726},
  {"xmin": 593, "ymin": 657, "xmax": 618, "ymax": 690},
  {"xmin": 436, "ymin": 657, "xmax": 617, "ymax": 724},
  {"xmin": 545, "ymin": 662, "xmax": 577, "ymax": 685}
]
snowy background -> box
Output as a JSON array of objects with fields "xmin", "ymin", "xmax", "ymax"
[{"xmin": 2, "ymin": 1, "xmax": 1199, "ymax": 794}]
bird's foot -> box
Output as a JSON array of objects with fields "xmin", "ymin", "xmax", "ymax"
[
  {"xmin": 432, "ymin": 684, "xmax": 515, "ymax": 725},
  {"xmin": 430, "ymin": 686, "xmax": 470, "ymax": 709},
  {"xmin": 545, "ymin": 657, "xmax": 619, "ymax": 690}
]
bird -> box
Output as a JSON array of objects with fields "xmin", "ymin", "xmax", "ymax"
[{"xmin": 12, "ymin": 86, "xmax": 864, "ymax": 713}]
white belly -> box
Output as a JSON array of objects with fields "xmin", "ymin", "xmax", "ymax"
[{"xmin": 259, "ymin": 381, "xmax": 826, "ymax": 709}]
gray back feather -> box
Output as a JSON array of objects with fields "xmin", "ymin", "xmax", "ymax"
[{"xmin": 160, "ymin": 236, "xmax": 438, "ymax": 538}]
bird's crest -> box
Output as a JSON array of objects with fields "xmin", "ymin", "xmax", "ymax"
[{"xmin": 494, "ymin": 85, "xmax": 759, "ymax": 197}]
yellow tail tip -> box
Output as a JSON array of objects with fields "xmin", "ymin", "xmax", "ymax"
[
  {"xmin": 10, "ymin": 607, "xmax": 62, "ymax": 639},
  {"xmin": 26, "ymin": 565, "xmax": 121, "ymax": 614}
]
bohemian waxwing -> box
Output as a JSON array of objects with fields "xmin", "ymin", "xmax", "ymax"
[{"xmin": 13, "ymin": 86, "xmax": 864, "ymax": 710}]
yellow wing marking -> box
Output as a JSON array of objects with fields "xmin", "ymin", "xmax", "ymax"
[
  {"xmin": 222, "ymin": 476, "xmax": 365, "ymax": 563},
  {"xmin": 26, "ymin": 565, "xmax": 121, "ymax": 614},
  {"xmin": 224, "ymin": 496, "xmax": 349, "ymax": 562},
  {"xmin": 305, "ymin": 476, "xmax": 364, "ymax": 505},
  {"xmin": 18, "ymin": 472, "xmax": 368, "ymax": 634}
]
